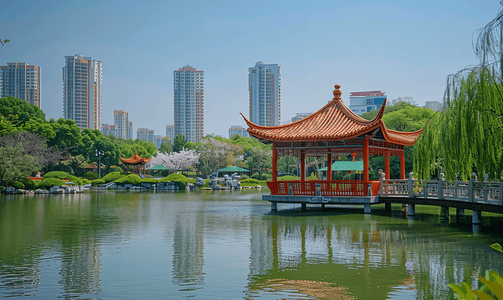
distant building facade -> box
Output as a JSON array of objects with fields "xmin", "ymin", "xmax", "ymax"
[
  {"xmin": 248, "ymin": 62, "xmax": 281, "ymax": 126},
  {"xmin": 166, "ymin": 124, "xmax": 174, "ymax": 141},
  {"xmin": 127, "ymin": 121, "xmax": 133, "ymax": 139},
  {"xmin": 173, "ymin": 65, "xmax": 204, "ymax": 143},
  {"xmin": 0, "ymin": 63, "xmax": 41, "ymax": 107},
  {"xmin": 424, "ymin": 101, "xmax": 442, "ymax": 112},
  {"xmin": 348, "ymin": 91, "xmax": 386, "ymax": 116},
  {"xmin": 63, "ymin": 54, "xmax": 102, "ymax": 129},
  {"xmin": 101, "ymin": 124, "xmax": 117, "ymax": 137},
  {"xmin": 137, "ymin": 128, "xmax": 155, "ymax": 143},
  {"xmin": 291, "ymin": 112, "xmax": 312, "ymax": 123},
  {"xmin": 113, "ymin": 110, "xmax": 128, "ymax": 139},
  {"xmin": 228, "ymin": 125, "xmax": 249, "ymax": 138}
]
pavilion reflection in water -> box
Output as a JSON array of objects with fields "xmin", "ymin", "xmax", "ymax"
[{"xmin": 246, "ymin": 213, "xmax": 503, "ymax": 300}]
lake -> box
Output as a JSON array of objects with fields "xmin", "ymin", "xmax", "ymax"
[{"xmin": 1, "ymin": 189, "xmax": 502, "ymax": 299}]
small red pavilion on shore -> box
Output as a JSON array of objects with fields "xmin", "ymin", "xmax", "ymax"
[
  {"xmin": 120, "ymin": 151, "xmax": 152, "ymax": 176},
  {"xmin": 242, "ymin": 85, "xmax": 422, "ymax": 197}
]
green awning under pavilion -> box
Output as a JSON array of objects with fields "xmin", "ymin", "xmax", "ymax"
[
  {"xmin": 216, "ymin": 166, "xmax": 251, "ymax": 173},
  {"xmin": 146, "ymin": 164, "xmax": 170, "ymax": 170},
  {"xmin": 318, "ymin": 161, "xmax": 363, "ymax": 172}
]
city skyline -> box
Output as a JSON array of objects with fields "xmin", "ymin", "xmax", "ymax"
[{"xmin": 0, "ymin": 0, "xmax": 498, "ymax": 137}]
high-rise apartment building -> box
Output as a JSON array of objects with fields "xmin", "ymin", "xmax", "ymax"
[
  {"xmin": 113, "ymin": 110, "xmax": 128, "ymax": 139},
  {"xmin": 291, "ymin": 112, "xmax": 312, "ymax": 123},
  {"xmin": 137, "ymin": 128, "xmax": 155, "ymax": 143},
  {"xmin": 101, "ymin": 124, "xmax": 117, "ymax": 137},
  {"xmin": 424, "ymin": 100, "xmax": 442, "ymax": 112},
  {"xmin": 348, "ymin": 91, "xmax": 387, "ymax": 116},
  {"xmin": 173, "ymin": 65, "xmax": 204, "ymax": 143},
  {"xmin": 228, "ymin": 125, "xmax": 249, "ymax": 138},
  {"xmin": 248, "ymin": 62, "xmax": 281, "ymax": 126},
  {"xmin": 166, "ymin": 125, "xmax": 174, "ymax": 141},
  {"xmin": 127, "ymin": 121, "xmax": 133, "ymax": 140},
  {"xmin": 63, "ymin": 54, "xmax": 102, "ymax": 130},
  {"xmin": 0, "ymin": 63, "xmax": 41, "ymax": 107}
]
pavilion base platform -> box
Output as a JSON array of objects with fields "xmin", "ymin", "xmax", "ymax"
[{"xmin": 264, "ymin": 195, "xmax": 380, "ymax": 213}]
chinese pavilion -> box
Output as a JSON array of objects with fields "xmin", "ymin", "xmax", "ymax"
[
  {"xmin": 241, "ymin": 85, "xmax": 422, "ymax": 205},
  {"xmin": 120, "ymin": 151, "xmax": 152, "ymax": 177}
]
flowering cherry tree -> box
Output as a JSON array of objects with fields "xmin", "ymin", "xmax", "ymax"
[{"xmin": 148, "ymin": 149, "xmax": 199, "ymax": 172}]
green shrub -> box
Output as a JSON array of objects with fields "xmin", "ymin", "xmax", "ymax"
[
  {"xmin": 277, "ymin": 175, "xmax": 300, "ymax": 181},
  {"xmin": 68, "ymin": 175, "xmax": 83, "ymax": 186},
  {"xmin": 141, "ymin": 177, "xmax": 158, "ymax": 184},
  {"xmin": 10, "ymin": 181, "xmax": 25, "ymax": 189},
  {"xmin": 18, "ymin": 177, "xmax": 36, "ymax": 190},
  {"xmin": 44, "ymin": 171, "xmax": 70, "ymax": 180},
  {"xmin": 187, "ymin": 178, "xmax": 196, "ymax": 184},
  {"xmin": 81, "ymin": 178, "xmax": 91, "ymax": 185},
  {"xmin": 240, "ymin": 178, "xmax": 267, "ymax": 187},
  {"xmin": 84, "ymin": 171, "xmax": 99, "ymax": 180},
  {"xmin": 91, "ymin": 179, "xmax": 105, "ymax": 186},
  {"xmin": 115, "ymin": 174, "xmax": 142, "ymax": 185},
  {"xmin": 261, "ymin": 173, "xmax": 272, "ymax": 180},
  {"xmin": 240, "ymin": 174, "xmax": 249, "ymax": 180},
  {"xmin": 159, "ymin": 173, "xmax": 188, "ymax": 190},
  {"xmin": 251, "ymin": 173, "xmax": 260, "ymax": 180},
  {"xmin": 37, "ymin": 178, "xmax": 66, "ymax": 190},
  {"xmin": 202, "ymin": 179, "xmax": 210, "ymax": 188},
  {"xmin": 101, "ymin": 172, "xmax": 125, "ymax": 183}
]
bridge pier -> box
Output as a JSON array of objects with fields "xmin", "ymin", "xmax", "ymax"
[
  {"xmin": 472, "ymin": 210, "xmax": 482, "ymax": 225},
  {"xmin": 385, "ymin": 203, "xmax": 392, "ymax": 215},
  {"xmin": 364, "ymin": 204, "xmax": 371, "ymax": 214},
  {"xmin": 301, "ymin": 203, "xmax": 307, "ymax": 211},
  {"xmin": 321, "ymin": 204, "xmax": 325, "ymax": 209},
  {"xmin": 271, "ymin": 202, "xmax": 278, "ymax": 211},
  {"xmin": 456, "ymin": 208, "xmax": 465, "ymax": 216},
  {"xmin": 407, "ymin": 204, "xmax": 415, "ymax": 216},
  {"xmin": 440, "ymin": 206, "xmax": 449, "ymax": 221}
]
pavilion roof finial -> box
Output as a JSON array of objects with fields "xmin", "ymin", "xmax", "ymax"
[{"xmin": 333, "ymin": 84, "xmax": 342, "ymax": 100}]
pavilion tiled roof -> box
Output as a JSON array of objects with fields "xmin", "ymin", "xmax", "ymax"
[
  {"xmin": 241, "ymin": 85, "xmax": 423, "ymax": 146},
  {"xmin": 120, "ymin": 151, "xmax": 152, "ymax": 165}
]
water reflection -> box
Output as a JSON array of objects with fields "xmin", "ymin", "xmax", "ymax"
[{"xmin": 247, "ymin": 209, "xmax": 503, "ymax": 299}]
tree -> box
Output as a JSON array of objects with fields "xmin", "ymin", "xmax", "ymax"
[
  {"xmin": 0, "ymin": 132, "xmax": 62, "ymax": 186},
  {"xmin": 0, "ymin": 97, "xmax": 55, "ymax": 140},
  {"xmin": 173, "ymin": 134, "xmax": 186, "ymax": 152},
  {"xmin": 149, "ymin": 149, "xmax": 199, "ymax": 172},
  {"xmin": 47, "ymin": 118, "xmax": 82, "ymax": 155},
  {"xmin": 414, "ymin": 5, "xmax": 503, "ymax": 181},
  {"xmin": 159, "ymin": 141, "xmax": 171, "ymax": 154},
  {"xmin": 361, "ymin": 101, "xmax": 415, "ymax": 121},
  {"xmin": 196, "ymin": 137, "xmax": 237, "ymax": 178},
  {"xmin": 81, "ymin": 129, "xmax": 120, "ymax": 174},
  {"xmin": 245, "ymin": 147, "xmax": 272, "ymax": 180}
]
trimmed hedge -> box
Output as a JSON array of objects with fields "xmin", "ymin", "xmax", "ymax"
[
  {"xmin": 141, "ymin": 177, "xmax": 158, "ymax": 184},
  {"xmin": 82, "ymin": 178, "xmax": 91, "ymax": 185},
  {"xmin": 277, "ymin": 175, "xmax": 300, "ymax": 181},
  {"xmin": 37, "ymin": 178, "xmax": 66, "ymax": 190},
  {"xmin": 159, "ymin": 173, "xmax": 188, "ymax": 190},
  {"xmin": 114, "ymin": 174, "xmax": 142, "ymax": 185},
  {"xmin": 68, "ymin": 175, "xmax": 83, "ymax": 186},
  {"xmin": 84, "ymin": 171, "xmax": 99, "ymax": 180},
  {"xmin": 44, "ymin": 171, "xmax": 70, "ymax": 179},
  {"xmin": 91, "ymin": 179, "xmax": 105, "ymax": 186},
  {"xmin": 18, "ymin": 177, "xmax": 37, "ymax": 190},
  {"xmin": 102, "ymin": 172, "xmax": 125, "ymax": 183},
  {"xmin": 10, "ymin": 181, "xmax": 25, "ymax": 189},
  {"xmin": 240, "ymin": 178, "xmax": 267, "ymax": 187}
]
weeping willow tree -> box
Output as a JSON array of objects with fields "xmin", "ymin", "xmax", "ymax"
[{"xmin": 414, "ymin": 5, "xmax": 503, "ymax": 181}]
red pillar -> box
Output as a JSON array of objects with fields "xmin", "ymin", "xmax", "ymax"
[
  {"xmin": 363, "ymin": 136, "xmax": 369, "ymax": 183},
  {"xmin": 400, "ymin": 148, "xmax": 405, "ymax": 179},
  {"xmin": 327, "ymin": 153, "xmax": 332, "ymax": 181},
  {"xmin": 272, "ymin": 142, "xmax": 277, "ymax": 181},
  {"xmin": 385, "ymin": 142, "xmax": 390, "ymax": 180},
  {"xmin": 300, "ymin": 151, "xmax": 306, "ymax": 181}
]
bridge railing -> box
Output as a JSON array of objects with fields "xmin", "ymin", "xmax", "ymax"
[
  {"xmin": 267, "ymin": 180, "xmax": 381, "ymax": 197},
  {"xmin": 380, "ymin": 178, "xmax": 503, "ymax": 205}
]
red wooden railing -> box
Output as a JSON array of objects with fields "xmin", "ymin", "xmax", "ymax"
[{"xmin": 267, "ymin": 180, "xmax": 381, "ymax": 197}]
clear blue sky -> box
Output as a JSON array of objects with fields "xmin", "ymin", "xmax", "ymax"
[{"xmin": 1, "ymin": 0, "xmax": 499, "ymax": 139}]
